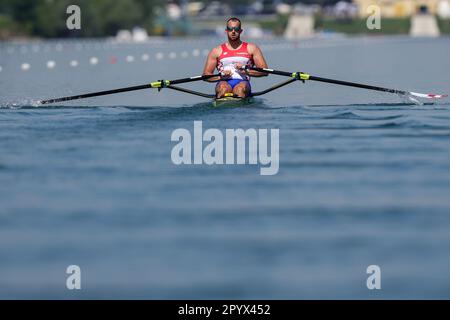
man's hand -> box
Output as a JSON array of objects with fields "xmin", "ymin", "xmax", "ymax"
[
  {"xmin": 234, "ymin": 63, "xmax": 248, "ymax": 77},
  {"xmin": 221, "ymin": 70, "xmax": 233, "ymax": 79},
  {"xmin": 235, "ymin": 63, "xmax": 248, "ymax": 71}
]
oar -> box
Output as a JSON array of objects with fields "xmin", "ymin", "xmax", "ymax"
[
  {"xmin": 247, "ymin": 67, "xmax": 447, "ymax": 100},
  {"xmin": 39, "ymin": 74, "xmax": 220, "ymax": 104}
]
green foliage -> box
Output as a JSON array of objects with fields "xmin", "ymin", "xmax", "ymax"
[
  {"xmin": 2, "ymin": 0, "xmax": 449, "ymax": 39},
  {"xmin": 0, "ymin": 0, "xmax": 164, "ymax": 38},
  {"xmin": 0, "ymin": 14, "xmax": 17, "ymax": 39},
  {"xmin": 437, "ymin": 18, "xmax": 450, "ymax": 34}
]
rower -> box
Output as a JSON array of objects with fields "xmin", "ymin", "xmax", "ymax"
[{"xmin": 202, "ymin": 17, "xmax": 269, "ymax": 99}]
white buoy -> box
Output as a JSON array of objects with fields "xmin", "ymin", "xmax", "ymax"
[
  {"xmin": 90, "ymin": 57, "xmax": 99, "ymax": 65},
  {"xmin": 126, "ymin": 55, "xmax": 135, "ymax": 62},
  {"xmin": 141, "ymin": 54, "xmax": 150, "ymax": 61},
  {"xmin": 181, "ymin": 51, "xmax": 189, "ymax": 58},
  {"xmin": 169, "ymin": 52, "xmax": 177, "ymax": 59},
  {"xmin": 46, "ymin": 61, "xmax": 56, "ymax": 69},
  {"xmin": 192, "ymin": 49, "xmax": 200, "ymax": 57},
  {"xmin": 70, "ymin": 60, "xmax": 79, "ymax": 67},
  {"xmin": 21, "ymin": 63, "xmax": 31, "ymax": 71},
  {"xmin": 156, "ymin": 52, "xmax": 164, "ymax": 60},
  {"xmin": 0, "ymin": 66, "xmax": 3, "ymax": 73}
]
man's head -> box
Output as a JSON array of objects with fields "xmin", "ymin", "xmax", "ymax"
[{"xmin": 226, "ymin": 17, "xmax": 242, "ymax": 41}]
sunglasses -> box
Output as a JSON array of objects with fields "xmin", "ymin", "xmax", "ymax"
[{"xmin": 226, "ymin": 26, "xmax": 241, "ymax": 32}]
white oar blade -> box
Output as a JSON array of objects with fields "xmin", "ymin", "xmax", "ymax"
[{"xmin": 410, "ymin": 92, "xmax": 448, "ymax": 99}]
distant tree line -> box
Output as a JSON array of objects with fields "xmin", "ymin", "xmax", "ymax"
[
  {"xmin": 0, "ymin": 0, "xmax": 347, "ymax": 39},
  {"xmin": 0, "ymin": 0, "xmax": 163, "ymax": 39}
]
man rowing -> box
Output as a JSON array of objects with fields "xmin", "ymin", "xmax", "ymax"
[{"xmin": 202, "ymin": 17, "xmax": 269, "ymax": 98}]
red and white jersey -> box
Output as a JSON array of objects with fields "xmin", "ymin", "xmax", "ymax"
[{"xmin": 217, "ymin": 42, "xmax": 254, "ymax": 81}]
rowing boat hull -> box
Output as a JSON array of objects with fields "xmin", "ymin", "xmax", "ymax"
[{"xmin": 212, "ymin": 96, "xmax": 252, "ymax": 107}]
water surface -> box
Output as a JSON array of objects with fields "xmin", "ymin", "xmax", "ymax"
[{"xmin": 1, "ymin": 36, "xmax": 450, "ymax": 299}]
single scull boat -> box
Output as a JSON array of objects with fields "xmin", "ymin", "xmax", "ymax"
[{"xmin": 39, "ymin": 67, "xmax": 447, "ymax": 106}]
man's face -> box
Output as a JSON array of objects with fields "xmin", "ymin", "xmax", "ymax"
[{"xmin": 226, "ymin": 21, "xmax": 242, "ymax": 41}]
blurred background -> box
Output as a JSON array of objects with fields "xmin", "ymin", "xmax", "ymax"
[{"xmin": 1, "ymin": 0, "xmax": 450, "ymax": 40}]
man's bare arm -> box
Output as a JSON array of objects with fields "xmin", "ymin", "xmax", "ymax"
[
  {"xmin": 246, "ymin": 44, "xmax": 268, "ymax": 77},
  {"xmin": 202, "ymin": 47, "xmax": 222, "ymax": 82}
]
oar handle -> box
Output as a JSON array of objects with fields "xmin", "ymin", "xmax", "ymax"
[
  {"xmin": 170, "ymin": 74, "xmax": 219, "ymax": 85},
  {"xmin": 246, "ymin": 67, "xmax": 293, "ymax": 77}
]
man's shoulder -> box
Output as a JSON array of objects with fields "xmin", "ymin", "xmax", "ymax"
[
  {"xmin": 245, "ymin": 42, "xmax": 260, "ymax": 52},
  {"xmin": 211, "ymin": 44, "xmax": 223, "ymax": 56}
]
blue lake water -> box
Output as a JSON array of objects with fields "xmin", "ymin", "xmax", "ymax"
[{"xmin": 1, "ymin": 36, "xmax": 450, "ymax": 299}]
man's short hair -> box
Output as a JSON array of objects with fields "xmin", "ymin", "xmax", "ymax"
[{"xmin": 226, "ymin": 17, "xmax": 242, "ymax": 29}]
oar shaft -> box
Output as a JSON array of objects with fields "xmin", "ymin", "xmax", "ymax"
[
  {"xmin": 249, "ymin": 67, "xmax": 293, "ymax": 77},
  {"xmin": 308, "ymin": 75, "xmax": 407, "ymax": 95},
  {"xmin": 40, "ymin": 74, "xmax": 220, "ymax": 104},
  {"xmin": 248, "ymin": 67, "xmax": 408, "ymax": 96},
  {"xmin": 40, "ymin": 84, "xmax": 151, "ymax": 104}
]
